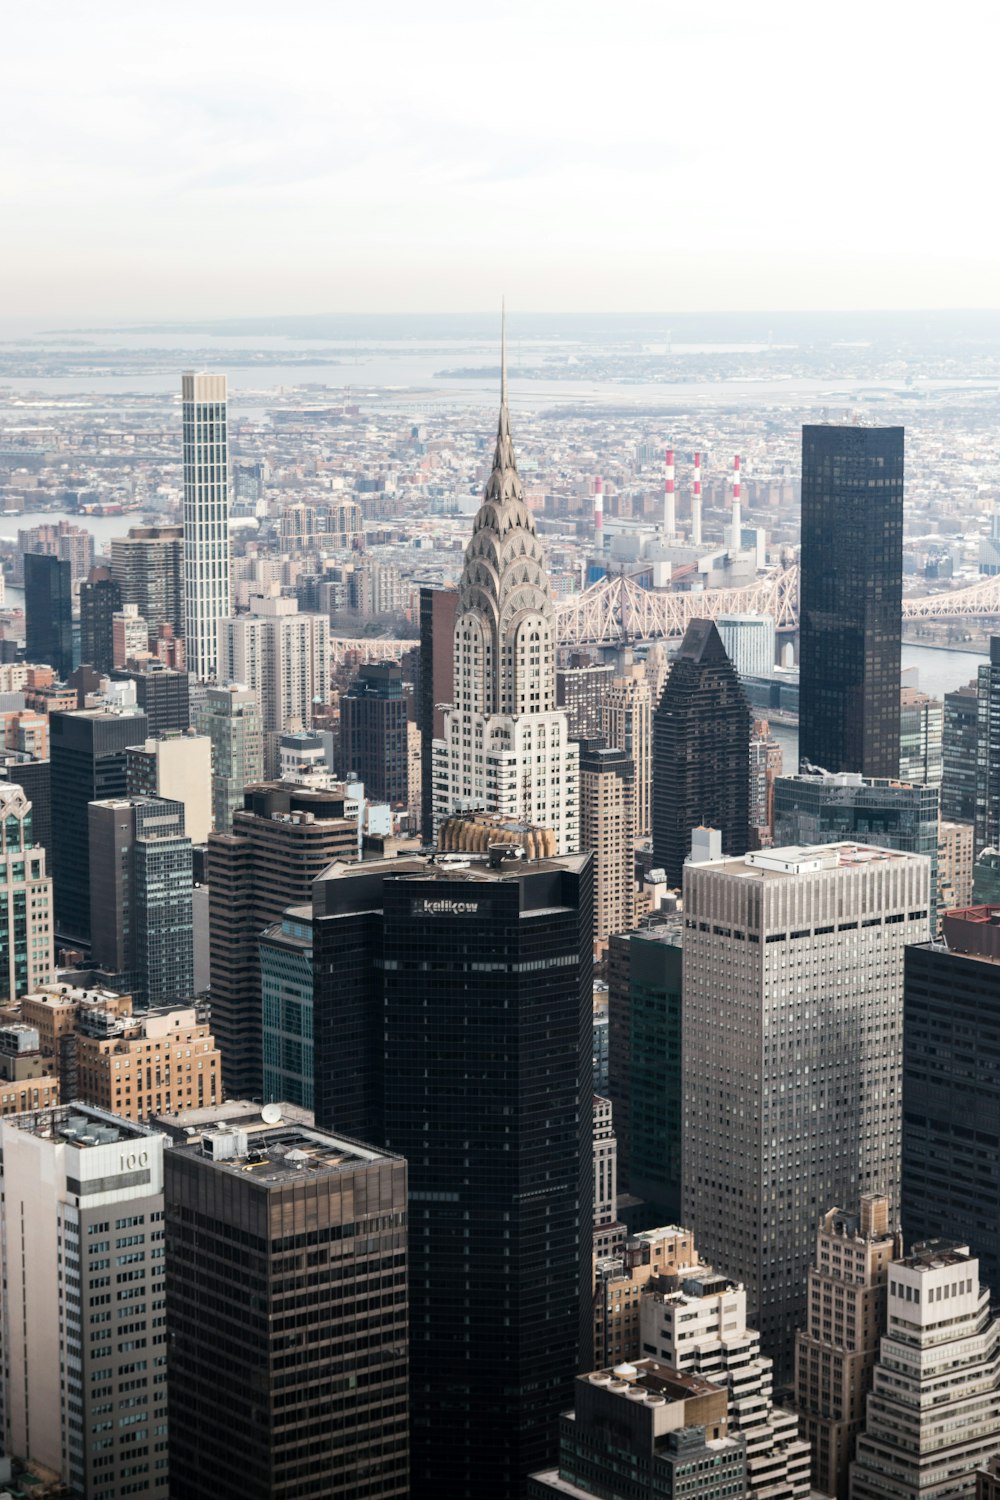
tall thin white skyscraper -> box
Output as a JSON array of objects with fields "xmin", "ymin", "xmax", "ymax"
[
  {"xmin": 432, "ymin": 323, "xmax": 578, "ymax": 852},
  {"xmin": 182, "ymin": 371, "xmax": 231, "ymax": 680}
]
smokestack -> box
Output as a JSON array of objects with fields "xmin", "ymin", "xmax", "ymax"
[
  {"xmin": 691, "ymin": 452, "xmax": 703, "ymax": 546},
  {"xmin": 664, "ymin": 448, "xmax": 676, "ymax": 537},
  {"xmin": 731, "ymin": 454, "xmax": 742, "ymax": 548},
  {"xmin": 594, "ymin": 475, "xmax": 604, "ymax": 544}
]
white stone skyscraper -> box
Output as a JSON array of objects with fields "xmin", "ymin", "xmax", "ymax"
[
  {"xmin": 433, "ymin": 330, "xmax": 579, "ymax": 852},
  {"xmin": 182, "ymin": 371, "xmax": 231, "ymax": 679},
  {"xmin": 681, "ymin": 841, "xmax": 931, "ymax": 1374}
]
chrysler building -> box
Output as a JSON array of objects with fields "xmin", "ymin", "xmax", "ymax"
[{"xmin": 433, "ymin": 330, "xmax": 579, "ymax": 853}]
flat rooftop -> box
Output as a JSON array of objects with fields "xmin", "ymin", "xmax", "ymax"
[
  {"xmin": 157, "ymin": 1102, "xmax": 399, "ymax": 1183},
  {"xmin": 898, "ymin": 1239, "xmax": 972, "ymax": 1272},
  {"xmin": 699, "ymin": 842, "xmax": 915, "ymax": 880},
  {"xmin": 587, "ymin": 1358, "xmax": 724, "ymax": 1404},
  {"xmin": 6, "ymin": 1101, "xmax": 156, "ymax": 1147}
]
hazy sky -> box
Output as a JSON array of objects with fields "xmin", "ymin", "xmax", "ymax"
[{"xmin": 5, "ymin": 0, "xmax": 998, "ymax": 319}]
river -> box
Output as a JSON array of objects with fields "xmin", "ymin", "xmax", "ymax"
[{"xmin": 769, "ymin": 642, "xmax": 987, "ymax": 771}]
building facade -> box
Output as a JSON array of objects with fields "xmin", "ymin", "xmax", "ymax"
[
  {"xmin": 579, "ymin": 741, "xmax": 635, "ymax": 945},
  {"xmin": 799, "ymin": 425, "xmax": 904, "ymax": 779},
  {"xmin": 903, "ymin": 909, "xmax": 1000, "ymax": 1293},
  {"xmin": 110, "ymin": 524, "xmax": 185, "ymax": 638},
  {"xmin": 312, "ymin": 850, "xmax": 594, "ymax": 1499},
  {"xmin": 182, "ymin": 372, "xmax": 231, "ymax": 680},
  {"xmin": 652, "ymin": 618, "xmax": 751, "ymax": 886},
  {"xmin": 794, "ymin": 1197, "xmax": 901, "ymax": 1499},
  {"xmin": 339, "ymin": 661, "xmax": 410, "ymax": 805},
  {"xmin": 773, "ymin": 770, "xmax": 939, "ymax": 930},
  {"xmin": 529, "ymin": 1361, "xmax": 745, "ymax": 1500},
  {"xmin": 50, "ymin": 707, "xmax": 147, "ymax": 941},
  {"xmin": 557, "ymin": 656, "xmax": 615, "ymax": 741},
  {"xmin": 0, "ymin": 783, "xmax": 53, "ymax": 1000},
  {"xmin": 976, "ymin": 640, "xmax": 1000, "ymax": 856},
  {"xmin": 74, "ymin": 1004, "xmax": 221, "ymax": 1119},
  {"xmin": 717, "ymin": 613, "xmax": 776, "ymax": 680},
  {"xmin": 219, "ymin": 588, "xmax": 330, "ymax": 772},
  {"xmin": 194, "ymin": 683, "xmax": 264, "ymax": 834},
  {"xmin": 942, "ymin": 680, "xmax": 978, "ymax": 825},
  {"xmin": 682, "ymin": 843, "xmax": 930, "ymax": 1374},
  {"xmin": 161, "ymin": 1103, "xmax": 408, "ymax": 1500},
  {"xmin": 418, "ymin": 584, "xmax": 458, "ymax": 840},
  {"xmin": 126, "ymin": 732, "xmax": 212, "ymax": 844},
  {"xmin": 88, "ymin": 796, "xmax": 194, "ymax": 1008},
  {"xmin": 850, "ymin": 1242, "xmax": 1000, "ymax": 1500},
  {"xmin": 24, "ymin": 552, "xmax": 74, "ymax": 680},
  {"xmin": 640, "ymin": 1267, "xmax": 811, "ymax": 1500},
  {"xmin": 79, "ymin": 565, "xmax": 122, "ymax": 673},
  {"xmin": 0, "ymin": 1105, "xmax": 168, "ymax": 1499},
  {"xmin": 207, "ymin": 784, "xmax": 357, "ymax": 1098},
  {"xmin": 432, "ymin": 357, "xmax": 579, "ymax": 855},
  {"xmin": 900, "ymin": 687, "xmax": 944, "ymax": 787},
  {"xmin": 602, "ymin": 663, "xmax": 653, "ymax": 840},
  {"xmin": 259, "ymin": 905, "xmax": 314, "ymax": 1111}
]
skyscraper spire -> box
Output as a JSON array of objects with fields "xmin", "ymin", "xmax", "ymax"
[{"xmin": 433, "ymin": 314, "xmax": 579, "ymax": 854}]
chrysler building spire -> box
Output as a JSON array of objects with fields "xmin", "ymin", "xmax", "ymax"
[{"xmin": 432, "ymin": 315, "xmax": 579, "ymax": 854}]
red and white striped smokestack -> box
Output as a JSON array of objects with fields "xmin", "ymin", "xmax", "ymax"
[
  {"xmin": 664, "ymin": 448, "xmax": 676, "ymax": 536},
  {"xmin": 691, "ymin": 451, "xmax": 703, "ymax": 546},
  {"xmin": 594, "ymin": 475, "xmax": 604, "ymax": 543},
  {"xmin": 731, "ymin": 454, "xmax": 742, "ymax": 546}
]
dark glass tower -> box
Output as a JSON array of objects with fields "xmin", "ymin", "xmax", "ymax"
[
  {"xmin": 975, "ymin": 639, "xmax": 1000, "ymax": 855},
  {"xmin": 339, "ymin": 661, "xmax": 410, "ymax": 804},
  {"xmin": 652, "ymin": 618, "xmax": 750, "ymax": 886},
  {"xmin": 24, "ymin": 552, "xmax": 73, "ymax": 678},
  {"xmin": 161, "ymin": 1103, "xmax": 409, "ymax": 1500},
  {"xmin": 902, "ymin": 908, "xmax": 1000, "ymax": 1292},
  {"xmin": 49, "ymin": 707, "xmax": 147, "ymax": 941},
  {"xmin": 943, "ymin": 679, "xmax": 979, "ymax": 826},
  {"xmin": 418, "ymin": 585, "xmax": 458, "ymax": 840},
  {"xmin": 799, "ymin": 424, "xmax": 904, "ymax": 778},
  {"xmin": 313, "ymin": 850, "xmax": 594, "ymax": 1500},
  {"xmin": 79, "ymin": 564, "xmax": 121, "ymax": 672}
]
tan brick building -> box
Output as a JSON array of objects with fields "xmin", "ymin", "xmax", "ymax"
[
  {"xmin": 75, "ymin": 1005, "xmax": 221, "ymax": 1121},
  {"xmin": 794, "ymin": 1196, "xmax": 902, "ymax": 1497}
]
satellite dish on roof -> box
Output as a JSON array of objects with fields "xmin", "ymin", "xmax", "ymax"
[{"xmin": 261, "ymin": 1103, "xmax": 283, "ymax": 1125}]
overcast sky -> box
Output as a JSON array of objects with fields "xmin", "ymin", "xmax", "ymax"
[{"xmin": 5, "ymin": 0, "xmax": 998, "ymax": 320}]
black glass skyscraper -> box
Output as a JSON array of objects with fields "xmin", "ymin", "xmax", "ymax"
[
  {"xmin": 50, "ymin": 708, "xmax": 147, "ymax": 941},
  {"xmin": 902, "ymin": 908, "xmax": 1000, "ymax": 1292},
  {"xmin": 79, "ymin": 565, "xmax": 121, "ymax": 673},
  {"xmin": 799, "ymin": 424, "xmax": 903, "ymax": 778},
  {"xmin": 652, "ymin": 618, "xmax": 750, "ymax": 886},
  {"xmin": 24, "ymin": 552, "xmax": 73, "ymax": 678},
  {"xmin": 312, "ymin": 850, "xmax": 594, "ymax": 1500}
]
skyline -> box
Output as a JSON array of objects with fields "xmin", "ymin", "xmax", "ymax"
[{"xmin": 5, "ymin": 0, "xmax": 1000, "ymax": 319}]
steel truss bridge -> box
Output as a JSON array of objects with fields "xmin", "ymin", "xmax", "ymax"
[{"xmin": 327, "ymin": 567, "xmax": 1000, "ymax": 663}]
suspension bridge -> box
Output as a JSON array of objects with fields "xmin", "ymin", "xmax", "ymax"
[{"xmin": 327, "ymin": 567, "xmax": 1000, "ymax": 664}]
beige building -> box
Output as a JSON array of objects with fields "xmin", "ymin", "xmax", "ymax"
[
  {"xmin": 593, "ymin": 1095, "xmax": 620, "ymax": 1258},
  {"xmin": 602, "ymin": 663, "xmax": 653, "ymax": 838},
  {"xmin": 75, "ymin": 1005, "xmax": 221, "ymax": 1121},
  {"xmin": 0, "ymin": 782, "xmax": 54, "ymax": 1001},
  {"xmin": 0, "ymin": 1105, "xmax": 168, "ymax": 1498},
  {"xmin": 219, "ymin": 587, "xmax": 331, "ymax": 775},
  {"xmin": 126, "ymin": 730, "xmax": 213, "ymax": 843},
  {"xmin": 593, "ymin": 1224, "xmax": 700, "ymax": 1368},
  {"xmin": 939, "ymin": 819, "xmax": 974, "ymax": 926},
  {"xmin": 580, "ymin": 742, "xmax": 636, "ymax": 947},
  {"xmin": 18, "ymin": 982, "xmax": 133, "ymax": 1070},
  {"xmin": 0, "ymin": 1022, "xmax": 59, "ymax": 1115},
  {"xmin": 794, "ymin": 1196, "xmax": 902, "ymax": 1498},
  {"xmin": 682, "ymin": 843, "xmax": 931, "ymax": 1374}
]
